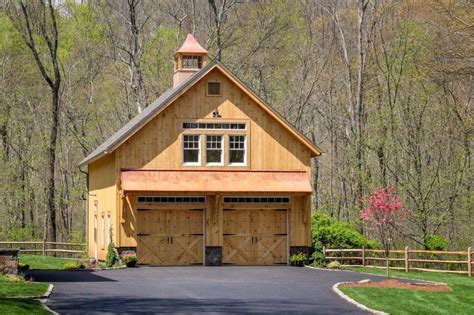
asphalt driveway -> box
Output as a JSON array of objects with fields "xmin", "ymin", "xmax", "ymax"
[{"xmin": 32, "ymin": 266, "xmax": 387, "ymax": 314}]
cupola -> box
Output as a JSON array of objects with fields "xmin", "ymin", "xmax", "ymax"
[{"xmin": 173, "ymin": 34, "xmax": 208, "ymax": 87}]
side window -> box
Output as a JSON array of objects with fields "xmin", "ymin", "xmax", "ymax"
[
  {"xmin": 106, "ymin": 213, "xmax": 111, "ymax": 246},
  {"xmin": 229, "ymin": 135, "xmax": 246, "ymax": 165},
  {"xmin": 183, "ymin": 135, "xmax": 200, "ymax": 165},
  {"xmin": 101, "ymin": 213, "xmax": 105, "ymax": 249},
  {"xmin": 206, "ymin": 135, "xmax": 223, "ymax": 165}
]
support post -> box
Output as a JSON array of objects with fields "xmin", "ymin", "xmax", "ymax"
[
  {"xmin": 322, "ymin": 246, "xmax": 326, "ymax": 261},
  {"xmin": 404, "ymin": 246, "xmax": 409, "ymax": 272},
  {"xmin": 362, "ymin": 246, "xmax": 365, "ymax": 266},
  {"xmin": 42, "ymin": 239, "xmax": 46, "ymax": 256},
  {"xmin": 468, "ymin": 247, "xmax": 472, "ymax": 277}
]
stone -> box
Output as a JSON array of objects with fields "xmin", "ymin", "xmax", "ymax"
[{"xmin": 0, "ymin": 248, "xmax": 19, "ymax": 275}]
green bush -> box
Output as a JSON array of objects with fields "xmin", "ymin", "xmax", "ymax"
[
  {"xmin": 311, "ymin": 211, "xmax": 377, "ymax": 254},
  {"xmin": 18, "ymin": 262, "xmax": 30, "ymax": 270},
  {"xmin": 105, "ymin": 241, "xmax": 118, "ymax": 267},
  {"xmin": 289, "ymin": 252, "xmax": 307, "ymax": 267},
  {"xmin": 123, "ymin": 256, "xmax": 138, "ymax": 267},
  {"xmin": 63, "ymin": 263, "xmax": 77, "ymax": 270},
  {"xmin": 424, "ymin": 234, "xmax": 448, "ymax": 250},
  {"xmin": 326, "ymin": 261, "xmax": 342, "ymax": 269},
  {"xmin": 311, "ymin": 251, "xmax": 325, "ymax": 267}
]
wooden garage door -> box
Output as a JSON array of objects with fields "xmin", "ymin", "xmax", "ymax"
[
  {"xmin": 222, "ymin": 208, "xmax": 287, "ymax": 265},
  {"xmin": 137, "ymin": 208, "xmax": 203, "ymax": 265}
]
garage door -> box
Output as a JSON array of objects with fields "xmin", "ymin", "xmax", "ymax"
[
  {"xmin": 222, "ymin": 208, "xmax": 287, "ymax": 265},
  {"xmin": 137, "ymin": 207, "xmax": 203, "ymax": 266}
]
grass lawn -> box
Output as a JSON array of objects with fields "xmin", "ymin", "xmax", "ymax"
[
  {"xmin": 0, "ymin": 299, "xmax": 50, "ymax": 315},
  {"xmin": 19, "ymin": 254, "xmax": 79, "ymax": 270},
  {"xmin": 0, "ymin": 275, "xmax": 50, "ymax": 314},
  {"xmin": 341, "ymin": 267, "xmax": 474, "ymax": 315}
]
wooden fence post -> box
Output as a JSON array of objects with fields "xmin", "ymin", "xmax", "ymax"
[
  {"xmin": 42, "ymin": 239, "xmax": 46, "ymax": 256},
  {"xmin": 362, "ymin": 246, "xmax": 365, "ymax": 266},
  {"xmin": 468, "ymin": 247, "xmax": 472, "ymax": 277},
  {"xmin": 405, "ymin": 246, "xmax": 409, "ymax": 272},
  {"xmin": 322, "ymin": 246, "xmax": 326, "ymax": 261}
]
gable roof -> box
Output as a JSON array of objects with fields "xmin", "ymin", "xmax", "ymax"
[{"xmin": 79, "ymin": 60, "xmax": 321, "ymax": 167}]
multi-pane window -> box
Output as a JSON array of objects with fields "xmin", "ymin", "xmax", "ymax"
[
  {"xmin": 183, "ymin": 122, "xmax": 246, "ymax": 130},
  {"xmin": 183, "ymin": 135, "xmax": 200, "ymax": 164},
  {"xmin": 138, "ymin": 196, "xmax": 206, "ymax": 203},
  {"xmin": 206, "ymin": 135, "xmax": 223, "ymax": 165},
  {"xmin": 229, "ymin": 135, "xmax": 246, "ymax": 165},
  {"xmin": 223, "ymin": 196, "xmax": 290, "ymax": 203},
  {"xmin": 182, "ymin": 55, "xmax": 202, "ymax": 69}
]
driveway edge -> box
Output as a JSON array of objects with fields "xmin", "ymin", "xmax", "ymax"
[
  {"xmin": 39, "ymin": 284, "xmax": 59, "ymax": 315},
  {"xmin": 332, "ymin": 282, "xmax": 388, "ymax": 315}
]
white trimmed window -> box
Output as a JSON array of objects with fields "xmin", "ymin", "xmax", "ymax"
[
  {"xmin": 101, "ymin": 213, "xmax": 105, "ymax": 248},
  {"xmin": 106, "ymin": 214, "xmax": 111, "ymax": 246},
  {"xmin": 183, "ymin": 134, "xmax": 200, "ymax": 165},
  {"xmin": 206, "ymin": 135, "xmax": 223, "ymax": 165},
  {"xmin": 229, "ymin": 135, "xmax": 246, "ymax": 165}
]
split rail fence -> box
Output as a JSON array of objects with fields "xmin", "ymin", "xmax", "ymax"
[
  {"xmin": 0, "ymin": 241, "xmax": 86, "ymax": 258},
  {"xmin": 323, "ymin": 246, "xmax": 473, "ymax": 276}
]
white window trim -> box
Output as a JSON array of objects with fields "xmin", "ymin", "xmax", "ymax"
[
  {"xmin": 182, "ymin": 134, "xmax": 201, "ymax": 166},
  {"xmin": 205, "ymin": 135, "xmax": 224, "ymax": 166},
  {"xmin": 101, "ymin": 214, "xmax": 105, "ymax": 249},
  {"xmin": 228, "ymin": 135, "xmax": 247, "ymax": 166},
  {"xmin": 106, "ymin": 214, "xmax": 111, "ymax": 246}
]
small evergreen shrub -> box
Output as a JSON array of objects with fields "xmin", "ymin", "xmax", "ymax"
[
  {"xmin": 64, "ymin": 263, "xmax": 78, "ymax": 270},
  {"xmin": 123, "ymin": 256, "xmax": 138, "ymax": 267},
  {"xmin": 424, "ymin": 234, "xmax": 448, "ymax": 250},
  {"xmin": 105, "ymin": 241, "xmax": 118, "ymax": 267},
  {"xmin": 289, "ymin": 252, "xmax": 307, "ymax": 267},
  {"xmin": 326, "ymin": 261, "xmax": 342, "ymax": 269}
]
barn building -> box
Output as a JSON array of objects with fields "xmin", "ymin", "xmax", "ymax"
[{"xmin": 79, "ymin": 34, "xmax": 321, "ymax": 266}]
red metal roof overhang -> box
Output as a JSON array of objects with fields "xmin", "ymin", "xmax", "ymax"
[{"xmin": 120, "ymin": 170, "xmax": 312, "ymax": 194}]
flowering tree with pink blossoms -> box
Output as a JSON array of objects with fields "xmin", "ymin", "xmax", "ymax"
[{"xmin": 360, "ymin": 187, "xmax": 407, "ymax": 276}]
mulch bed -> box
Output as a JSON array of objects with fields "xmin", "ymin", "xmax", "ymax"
[{"xmin": 341, "ymin": 279, "xmax": 450, "ymax": 292}]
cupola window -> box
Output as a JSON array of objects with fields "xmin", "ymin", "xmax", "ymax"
[{"xmin": 182, "ymin": 55, "xmax": 202, "ymax": 69}]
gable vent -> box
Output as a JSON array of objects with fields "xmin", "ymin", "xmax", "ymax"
[{"xmin": 208, "ymin": 82, "xmax": 221, "ymax": 95}]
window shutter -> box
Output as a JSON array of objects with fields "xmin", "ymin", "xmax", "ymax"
[{"xmin": 208, "ymin": 82, "xmax": 221, "ymax": 95}]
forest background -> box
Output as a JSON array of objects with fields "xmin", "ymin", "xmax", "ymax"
[{"xmin": 0, "ymin": 0, "xmax": 472, "ymax": 249}]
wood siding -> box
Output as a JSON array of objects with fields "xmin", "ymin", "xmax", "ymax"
[
  {"xmin": 87, "ymin": 152, "xmax": 117, "ymax": 261},
  {"xmin": 87, "ymin": 66, "xmax": 314, "ymax": 260},
  {"xmin": 114, "ymin": 68, "xmax": 312, "ymax": 172}
]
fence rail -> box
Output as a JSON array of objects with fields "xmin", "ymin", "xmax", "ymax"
[
  {"xmin": 323, "ymin": 246, "xmax": 473, "ymax": 276},
  {"xmin": 0, "ymin": 241, "xmax": 86, "ymax": 258}
]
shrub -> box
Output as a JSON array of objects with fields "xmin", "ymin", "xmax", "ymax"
[
  {"xmin": 289, "ymin": 252, "xmax": 307, "ymax": 267},
  {"xmin": 311, "ymin": 211, "xmax": 377, "ymax": 254},
  {"xmin": 18, "ymin": 262, "xmax": 30, "ymax": 270},
  {"xmin": 326, "ymin": 261, "xmax": 342, "ymax": 269},
  {"xmin": 106, "ymin": 241, "xmax": 118, "ymax": 267},
  {"xmin": 311, "ymin": 251, "xmax": 325, "ymax": 267},
  {"xmin": 6, "ymin": 274, "xmax": 25, "ymax": 282},
  {"xmin": 78, "ymin": 264, "xmax": 86, "ymax": 270},
  {"xmin": 424, "ymin": 234, "xmax": 448, "ymax": 251},
  {"xmin": 64, "ymin": 263, "xmax": 78, "ymax": 270},
  {"xmin": 123, "ymin": 256, "xmax": 138, "ymax": 267}
]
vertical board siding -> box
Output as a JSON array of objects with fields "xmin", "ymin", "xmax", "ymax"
[
  {"xmin": 87, "ymin": 152, "xmax": 117, "ymax": 260},
  {"xmin": 90, "ymin": 67, "xmax": 314, "ymax": 253}
]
